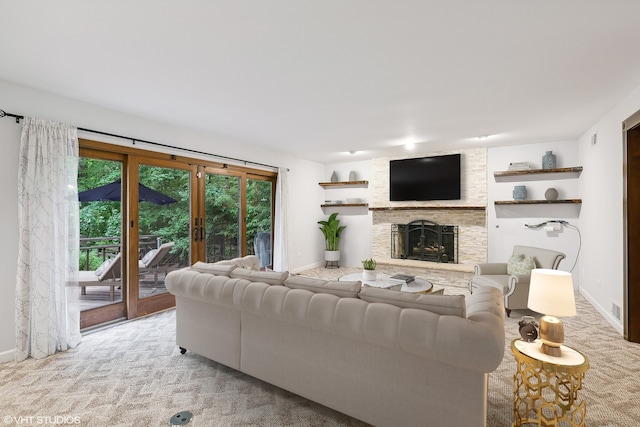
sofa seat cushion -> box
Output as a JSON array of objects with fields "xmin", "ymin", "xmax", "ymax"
[
  {"xmin": 284, "ymin": 275, "xmax": 361, "ymax": 298},
  {"xmin": 230, "ymin": 268, "xmax": 289, "ymax": 286},
  {"xmin": 470, "ymin": 275, "xmax": 510, "ymax": 293},
  {"xmin": 358, "ymin": 287, "xmax": 466, "ymax": 317},
  {"xmin": 190, "ymin": 261, "xmax": 236, "ymax": 276}
]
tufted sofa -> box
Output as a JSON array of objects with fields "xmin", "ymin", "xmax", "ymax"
[{"xmin": 166, "ymin": 261, "xmax": 505, "ymax": 427}]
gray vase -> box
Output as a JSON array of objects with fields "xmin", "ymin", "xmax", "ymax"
[
  {"xmin": 513, "ymin": 185, "xmax": 527, "ymax": 200},
  {"xmin": 542, "ymin": 151, "xmax": 556, "ymax": 169},
  {"xmin": 545, "ymin": 188, "xmax": 559, "ymax": 201},
  {"xmin": 330, "ymin": 171, "xmax": 338, "ymax": 182}
]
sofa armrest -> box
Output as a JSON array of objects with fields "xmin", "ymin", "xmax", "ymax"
[
  {"xmin": 505, "ymin": 274, "xmax": 531, "ymax": 297},
  {"xmin": 474, "ymin": 263, "xmax": 508, "ymax": 276}
]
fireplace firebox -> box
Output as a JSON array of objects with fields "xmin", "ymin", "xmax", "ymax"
[{"xmin": 391, "ymin": 220, "xmax": 458, "ymax": 263}]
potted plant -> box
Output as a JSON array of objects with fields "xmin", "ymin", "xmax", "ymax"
[
  {"xmin": 318, "ymin": 212, "xmax": 346, "ymax": 266},
  {"xmin": 362, "ymin": 258, "xmax": 377, "ymax": 281}
]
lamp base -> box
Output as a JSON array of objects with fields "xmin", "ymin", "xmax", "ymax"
[
  {"xmin": 539, "ymin": 315, "xmax": 564, "ymax": 357},
  {"xmin": 540, "ymin": 342, "xmax": 562, "ymax": 357}
]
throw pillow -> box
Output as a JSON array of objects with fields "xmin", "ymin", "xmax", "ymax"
[
  {"xmin": 230, "ymin": 268, "xmax": 289, "ymax": 286},
  {"xmin": 507, "ymin": 254, "xmax": 536, "ymax": 276},
  {"xmin": 358, "ymin": 287, "xmax": 466, "ymax": 317},
  {"xmin": 284, "ymin": 275, "xmax": 361, "ymax": 298},
  {"xmin": 190, "ymin": 261, "xmax": 236, "ymax": 276}
]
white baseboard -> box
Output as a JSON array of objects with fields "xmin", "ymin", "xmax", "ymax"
[
  {"xmin": 0, "ymin": 348, "xmax": 15, "ymax": 363},
  {"xmin": 291, "ymin": 261, "xmax": 324, "ymax": 274},
  {"xmin": 579, "ymin": 287, "xmax": 624, "ymax": 335}
]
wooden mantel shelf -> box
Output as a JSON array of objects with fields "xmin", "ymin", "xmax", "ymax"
[{"xmin": 369, "ymin": 205, "xmax": 486, "ymax": 211}]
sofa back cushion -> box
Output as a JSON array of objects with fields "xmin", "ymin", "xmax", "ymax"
[
  {"xmin": 284, "ymin": 275, "xmax": 361, "ymax": 298},
  {"xmin": 215, "ymin": 255, "xmax": 260, "ymax": 270},
  {"xmin": 358, "ymin": 287, "xmax": 466, "ymax": 317},
  {"xmin": 512, "ymin": 245, "xmax": 566, "ymax": 270},
  {"xmin": 230, "ymin": 268, "xmax": 289, "ymax": 286},
  {"xmin": 190, "ymin": 261, "xmax": 236, "ymax": 276}
]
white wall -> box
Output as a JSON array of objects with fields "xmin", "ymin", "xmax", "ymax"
[
  {"xmin": 487, "ymin": 140, "xmax": 582, "ymax": 288},
  {"xmin": 0, "ymin": 79, "xmax": 324, "ymax": 360},
  {"xmin": 577, "ymin": 82, "xmax": 640, "ymax": 335}
]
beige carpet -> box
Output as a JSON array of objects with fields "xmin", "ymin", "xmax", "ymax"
[{"xmin": 1, "ymin": 266, "xmax": 639, "ymax": 426}]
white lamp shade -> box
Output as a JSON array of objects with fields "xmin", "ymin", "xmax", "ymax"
[{"xmin": 527, "ymin": 269, "xmax": 576, "ymax": 317}]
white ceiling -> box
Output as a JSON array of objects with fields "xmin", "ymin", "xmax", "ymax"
[{"xmin": 2, "ymin": 1, "xmax": 640, "ymax": 164}]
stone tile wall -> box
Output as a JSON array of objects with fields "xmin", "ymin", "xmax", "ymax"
[{"xmin": 369, "ymin": 148, "xmax": 488, "ymax": 268}]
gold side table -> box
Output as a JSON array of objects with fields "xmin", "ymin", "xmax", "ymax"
[{"xmin": 511, "ymin": 339, "xmax": 589, "ymax": 427}]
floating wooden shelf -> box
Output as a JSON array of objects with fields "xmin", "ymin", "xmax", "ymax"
[
  {"xmin": 494, "ymin": 199, "xmax": 582, "ymax": 205},
  {"xmin": 494, "ymin": 167, "xmax": 583, "ymax": 182},
  {"xmin": 321, "ymin": 203, "xmax": 369, "ymax": 208},
  {"xmin": 319, "ymin": 180, "xmax": 369, "ymax": 187},
  {"xmin": 369, "ymin": 205, "xmax": 486, "ymax": 211}
]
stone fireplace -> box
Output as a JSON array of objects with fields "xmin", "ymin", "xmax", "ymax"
[
  {"xmin": 391, "ymin": 220, "xmax": 458, "ymax": 263},
  {"xmin": 370, "ymin": 207, "xmax": 486, "ymax": 267}
]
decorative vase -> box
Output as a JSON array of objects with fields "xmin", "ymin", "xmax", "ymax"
[
  {"xmin": 330, "ymin": 171, "xmax": 338, "ymax": 182},
  {"xmin": 363, "ymin": 269, "xmax": 377, "ymax": 281},
  {"xmin": 545, "ymin": 188, "xmax": 559, "ymax": 201},
  {"xmin": 542, "ymin": 151, "xmax": 556, "ymax": 169},
  {"xmin": 513, "ymin": 185, "xmax": 527, "ymax": 200},
  {"xmin": 349, "ymin": 170, "xmax": 357, "ymax": 181}
]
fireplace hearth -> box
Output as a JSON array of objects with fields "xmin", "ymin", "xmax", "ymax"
[{"xmin": 391, "ymin": 220, "xmax": 458, "ymax": 263}]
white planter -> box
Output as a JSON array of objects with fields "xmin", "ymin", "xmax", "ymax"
[
  {"xmin": 363, "ymin": 269, "xmax": 377, "ymax": 281},
  {"xmin": 324, "ymin": 250, "xmax": 340, "ymax": 262}
]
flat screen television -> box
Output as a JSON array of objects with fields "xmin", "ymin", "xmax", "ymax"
[{"xmin": 389, "ymin": 153, "xmax": 461, "ymax": 201}]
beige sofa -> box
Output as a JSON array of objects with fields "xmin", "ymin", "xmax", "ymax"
[{"xmin": 166, "ymin": 262, "xmax": 505, "ymax": 427}]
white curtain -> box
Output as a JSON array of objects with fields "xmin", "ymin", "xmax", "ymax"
[
  {"xmin": 15, "ymin": 118, "xmax": 80, "ymax": 361},
  {"xmin": 273, "ymin": 167, "xmax": 289, "ymax": 272}
]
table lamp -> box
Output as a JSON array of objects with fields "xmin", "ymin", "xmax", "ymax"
[{"xmin": 527, "ymin": 269, "xmax": 576, "ymax": 357}]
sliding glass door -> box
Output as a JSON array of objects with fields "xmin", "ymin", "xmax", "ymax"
[
  {"xmin": 78, "ymin": 139, "xmax": 276, "ymax": 328},
  {"xmin": 132, "ymin": 161, "xmax": 192, "ymax": 317},
  {"xmin": 203, "ymin": 170, "xmax": 241, "ymax": 262},
  {"xmin": 199, "ymin": 169, "xmax": 275, "ymax": 268},
  {"xmin": 246, "ymin": 176, "xmax": 273, "ymax": 270},
  {"xmin": 77, "ymin": 150, "xmax": 126, "ymax": 329}
]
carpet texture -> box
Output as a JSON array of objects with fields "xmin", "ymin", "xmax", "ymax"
[{"xmin": 1, "ymin": 266, "xmax": 639, "ymax": 426}]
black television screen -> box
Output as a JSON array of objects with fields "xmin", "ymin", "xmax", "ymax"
[{"xmin": 389, "ymin": 153, "xmax": 461, "ymax": 201}]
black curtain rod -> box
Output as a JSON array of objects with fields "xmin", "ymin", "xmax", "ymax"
[
  {"xmin": 0, "ymin": 109, "xmax": 281, "ymax": 171},
  {"xmin": 76, "ymin": 127, "xmax": 281, "ymax": 171},
  {"xmin": 0, "ymin": 109, "xmax": 24, "ymax": 123}
]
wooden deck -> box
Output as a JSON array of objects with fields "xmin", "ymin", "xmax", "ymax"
[{"xmin": 79, "ymin": 274, "xmax": 170, "ymax": 312}]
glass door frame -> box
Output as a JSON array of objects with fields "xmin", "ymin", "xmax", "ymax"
[
  {"xmin": 196, "ymin": 166, "xmax": 277, "ymax": 264},
  {"xmin": 127, "ymin": 155, "xmax": 197, "ymax": 319},
  {"xmin": 79, "ymin": 138, "xmax": 277, "ymax": 327},
  {"xmin": 78, "ymin": 146, "xmax": 127, "ymax": 329}
]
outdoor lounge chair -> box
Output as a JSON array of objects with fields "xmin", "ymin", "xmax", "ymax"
[
  {"xmin": 139, "ymin": 242, "xmax": 176, "ymax": 285},
  {"xmin": 73, "ymin": 252, "xmax": 122, "ymax": 301}
]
